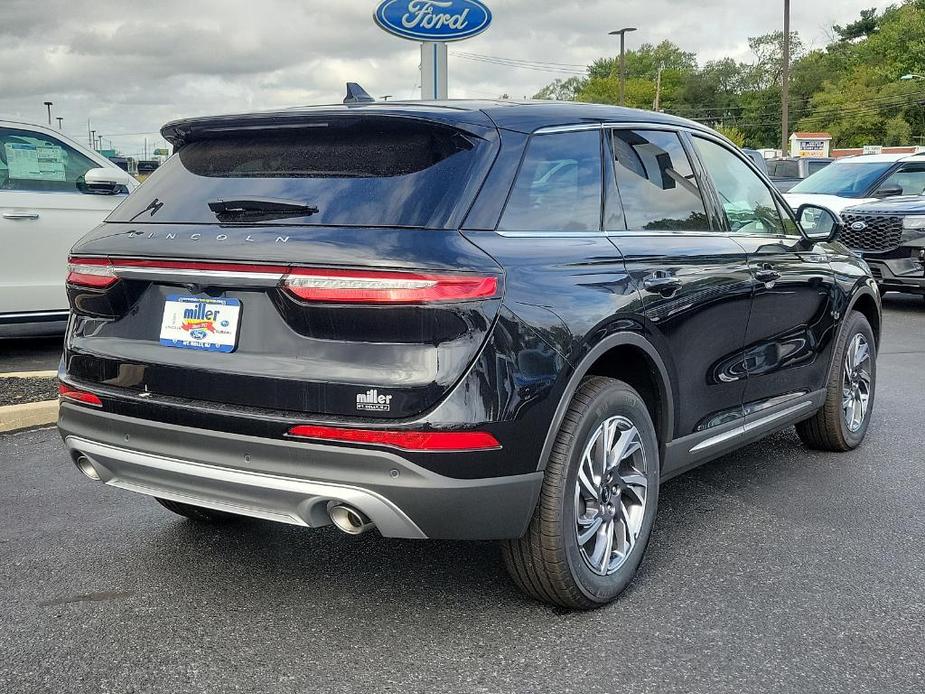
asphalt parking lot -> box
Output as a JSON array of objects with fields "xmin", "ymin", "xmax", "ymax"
[{"xmin": 1, "ymin": 296, "xmax": 923, "ymax": 694}]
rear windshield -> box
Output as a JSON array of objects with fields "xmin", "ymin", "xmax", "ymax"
[{"xmin": 109, "ymin": 119, "xmax": 488, "ymax": 227}]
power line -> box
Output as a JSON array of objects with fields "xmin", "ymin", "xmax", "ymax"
[{"xmin": 452, "ymin": 51, "xmax": 588, "ymax": 69}]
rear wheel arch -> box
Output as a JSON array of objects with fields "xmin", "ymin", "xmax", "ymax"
[
  {"xmin": 848, "ymin": 289, "xmax": 881, "ymax": 348},
  {"xmin": 537, "ymin": 333, "xmax": 674, "ymax": 471}
]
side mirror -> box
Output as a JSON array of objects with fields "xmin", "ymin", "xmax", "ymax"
[
  {"xmin": 872, "ymin": 182, "xmax": 903, "ymax": 199},
  {"xmin": 797, "ymin": 204, "xmax": 842, "ymax": 243},
  {"xmin": 81, "ymin": 167, "xmax": 133, "ymax": 195}
]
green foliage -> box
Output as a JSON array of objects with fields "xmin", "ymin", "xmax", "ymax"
[
  {"xmin": 715, "ymin": 124, "xmax": 746, "ymax": 147},
  {"xmin": 532, "ymin": 77, "xmax": 585, "ymax": 101},
  {"xmin": 530, "ymin": 0, "xmax": 925, "ymax": 149},
  {"xmin": 834, "ymin": 8, "xmax": 879, "ymax": 41},
  {"xmin": 884, "ymin": 115, "xmax": 913, "ymax": 145}
]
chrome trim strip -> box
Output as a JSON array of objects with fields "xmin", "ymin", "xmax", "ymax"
[
  {"xmin": 112, "ymin": 267, "xmax": 285, "ymax": 285},
  {"xmin": 65, "ymin": 436, "xmax": 427, "ymax": 539},
  {"xmin": 689, "ymin": 400, "xmax": 815, "ymax": 453},
  {"xmin": 494, "ymin": 230, "xmax": 607, "ymax": 238},
  {"xmin": 0, "ymin": 310, "xmax": 69, "ymax": 319},
  {"xmin": 533, "ymin": 123, "xmax": 603, "ymax": 135},
  {"xmin": 605, "ymin": 230, "xmax": 727, "ymax": 238}
]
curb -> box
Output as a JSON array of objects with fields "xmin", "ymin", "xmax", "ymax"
[
  {"xmin": 0, "ymin": 370, "xmax": 57, "ymax": 379},
  {"xmin": 0, "ymin": 400, "xmax": 58, "ymax": 434}
]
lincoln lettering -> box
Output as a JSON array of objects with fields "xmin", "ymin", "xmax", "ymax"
[{"xmin": 402, "ymin": 0, "xmax": 469, "ymax": 30}]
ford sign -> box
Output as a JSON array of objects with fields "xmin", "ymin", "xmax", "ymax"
[{"xmin": 374, "ymin": 0, "xmax": 492, "ymax": 42}]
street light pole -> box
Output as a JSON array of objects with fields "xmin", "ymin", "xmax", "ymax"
[
  {"xmin": 781, "ymin": 0, "xmax": 791, "ymax": 155},
  {"xmin": 609, "ymin": 27, "xmax": 637, "ymax": 107},
  {"xmin": 43, "ymin": 101, "xmax": 53, "ymax": 126},
  {"xmin": 56, "ymin": 117, "xmax": 63, "ymax": 130}
]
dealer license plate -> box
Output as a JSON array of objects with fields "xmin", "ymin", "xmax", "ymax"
[{"xmin": 159, "ymin": 295, "xmax": 241, "ymax": 353}]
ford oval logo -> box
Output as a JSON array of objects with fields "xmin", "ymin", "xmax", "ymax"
[
  {"xmin": 850, "ymin": 221, "xmax": 868, "ymax": 231},
  {"xmin": 374, "ymin": 0, "xmax": 492, "ymax": 42}
]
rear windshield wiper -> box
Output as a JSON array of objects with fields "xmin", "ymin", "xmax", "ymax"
[{"xmin": 208, "ymin": 197, "xmax": 319, "ymax": 220}]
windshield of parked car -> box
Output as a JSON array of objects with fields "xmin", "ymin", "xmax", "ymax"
[{"xmin": 789, "ymin": 161, "xmax": 894, "ymax": 197}]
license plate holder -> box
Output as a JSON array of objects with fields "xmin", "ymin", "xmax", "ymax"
[{"xmin": 159, "ymin": 295, "xmax": 241, "ymax": 353}]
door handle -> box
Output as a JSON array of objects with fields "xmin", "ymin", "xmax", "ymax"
[
  {"xmin": 755, "ymin": 267, "xmax": 781, "ymax": 284},
  {"xmin": 643, "ymin": 275, "xmax": 682, "ymax": 296},
  {"xmin": 2, "ymin": 211, "xmax": 39, "ymax": 220}
]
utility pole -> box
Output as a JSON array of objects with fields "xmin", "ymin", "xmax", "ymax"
[
  {"xmin": 781, "ymin": 0, "xmax": 791, "ymax": 155},
  {"xmin": 88, "ymin": 120, "xmax": 92, "ymax": 147},
  {"xmin": 56, "ymin": 117, "xmax": 63, "ymax": 130},
  {"xmin": 43, "ymin": 101, "xmax": 53, "ymax": 125},
  {"xmin": 91, "ymin": 130, "xmax": 96, "ymax": 151},
  {"xmin": 609, "ymin": 27, "xmax": 638, "ymax": 107},
  {"xmin": 654, "ymin": 65, "xmax": 664, "ymax": 111}
]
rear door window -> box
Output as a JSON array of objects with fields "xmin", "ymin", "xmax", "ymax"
[
  {"xmin": 607, "ymin": 129, "xmax": 710, "ymax": 231},
  {"xmin": 499, "ymin": 130, "xmax": 602, "ymax": 232},
  {"xmin": 108, "ymin": 119, "xmax": 488, "ymax": 228}
]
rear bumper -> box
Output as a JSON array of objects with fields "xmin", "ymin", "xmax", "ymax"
[{"xmin": 58, "ymin": 403, "xmax": 543, "ymax": 540}]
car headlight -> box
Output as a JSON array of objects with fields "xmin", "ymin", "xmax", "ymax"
[{"xmin": 901, "ymin": 215, "xmax": 925, "ymax": 243}]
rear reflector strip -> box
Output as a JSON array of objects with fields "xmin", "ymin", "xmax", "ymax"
[
  {"xmin": 286, "ymin": 425, "xmax": 501, "ymax": 452},
  {"xmin": 58, "ymin": 384, "xmax": 103, "ymax": 407},
  {"xmin": 66, "ymin": 257, "xmax": 499, "ymax": 303}
]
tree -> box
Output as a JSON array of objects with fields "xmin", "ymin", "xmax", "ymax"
[
  {"xmin": 715, "ymin": 125, "xmax": 746, "ymax": 147},
  {"xmin": 834, "ymin": 8, "xmax": 880, "ymax": 41},
  {"xmin": 884, "ymin": 115, "xmax": 913, "ymax": 145},
  {"xmin": 533, "ymin": 77, "xmax": 585, "ymax": 101},
  {"xmin": 741, "ymin": 31, "xmax": 804, "ymax": 90}
]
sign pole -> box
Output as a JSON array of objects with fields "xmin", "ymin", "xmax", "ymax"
[{"xmin": 420, "ymin": 42, "xmax": 448, "ymax": 100}]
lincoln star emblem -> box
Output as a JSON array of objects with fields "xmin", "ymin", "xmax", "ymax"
[{"xmin": 850, "ymin": 221, "xmax": 868, "ymax": 231}]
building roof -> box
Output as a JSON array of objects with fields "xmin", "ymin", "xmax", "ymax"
[{"xmin": 791, "ymin": 132, "xmax": 832, "ymax": 139}]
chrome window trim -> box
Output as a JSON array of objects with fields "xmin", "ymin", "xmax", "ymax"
[{"xmin": 494, "ymin": 230, "xmax": 607, "ymax": 238}]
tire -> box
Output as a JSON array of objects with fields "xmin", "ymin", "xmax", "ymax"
[
  {"xmin": 155, "ymin": 497, "xmax": 243, "ymax": 523},
  {"xmin": 501, "ymin": 377, "xmax": 660, "ymax": 610},
  {"xmin": 796, "ymin": 311, "xmax": 876, "ymax": 451}
]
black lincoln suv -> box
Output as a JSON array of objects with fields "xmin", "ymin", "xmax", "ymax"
[{"xmin": 58, "ymin": 97, "xmax": 881, "ymax": 609}]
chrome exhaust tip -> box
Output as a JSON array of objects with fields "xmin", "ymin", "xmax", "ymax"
[
  {"xmin": 75, "ymin": 455, "xmax": 102, "ymax": 481},
  {"xmin": 329, "ymin": 504, "xmax": 374, "ymax": 535}
]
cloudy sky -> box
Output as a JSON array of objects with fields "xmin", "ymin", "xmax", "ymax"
[{"xmin": 0, "ymin": 0, "xmax": 895, "ymax": 158}]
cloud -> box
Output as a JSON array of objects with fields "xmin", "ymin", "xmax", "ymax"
[{"xmin": 0, "ymin": 0, "xmax": 895, "ymax": 158}]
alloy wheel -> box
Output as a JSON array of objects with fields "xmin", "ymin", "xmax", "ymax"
[
  {"xmin": 842, "ymin": 332, "xmax": 872, "ymax": 433},
  {"xmin": 574, "ymin": 416, "xmax": 648, "ymax": 576}
]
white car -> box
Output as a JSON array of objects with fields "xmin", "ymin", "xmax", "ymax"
[
  {"xmin": 0, "ymin": 119, "xmax": 138, "ymax": 337},
  {"xmin": 785, "ymin": 152, "xmax": 925, "ymax": 216}
]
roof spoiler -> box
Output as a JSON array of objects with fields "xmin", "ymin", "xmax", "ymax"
[{"xmin": 344, "ymin": 83, "xmax": 375, "ymax": 105}]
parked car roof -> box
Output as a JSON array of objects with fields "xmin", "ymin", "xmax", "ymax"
[{"xmin": 837, "ymin": 153, "xmax": 925, "ymax": 164}]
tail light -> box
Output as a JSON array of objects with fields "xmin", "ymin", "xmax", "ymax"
[
  {"xmin": 58, "ymin": 384, "xmax": 103, "ymax": 407},
  {"xmin": 282, "ymin": 268, "xmax": 498, "ymax": 304},
  {"xmin": 286, "ymin": 425, "xmax": 501, "ymax": 452},
  {"xmin": 66, "ymin": 257, "xmax": 499, "ymax": 304},
  {"xmin": 66, "ymin": 258, "xmax": 117, "ymax": 288}
]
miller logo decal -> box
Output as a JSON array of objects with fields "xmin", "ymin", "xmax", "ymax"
[{"xmin": 356, "ymin": 388, "xmax": 393, "ymax": 412}]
